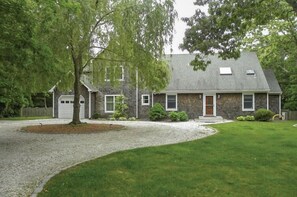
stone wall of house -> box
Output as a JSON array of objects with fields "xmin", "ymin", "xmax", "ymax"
[
  {"xmin": 216, "ymin": 93, "xmax": 243, "ymax": 119},
  {"xmin": 54, "ymin": 84, "xmax": 89, "ymax": 118},
  {"xmin": 138, "ymin": 91, "xmax": 152, "ymax": 119},
  {"xmin": 178, "ymin": 93, "xmax": 203, "ymax": 119},
  {"xmin": 255, "ymin": 93, "xmax": 268, "ymax": 110},
  {"xmin": 269, "ymin": 95, "xmax": 280, "ymax": 114},
  {"xmin": 153, "ymin": 94, "xmax": 166, "ymax": 108}
]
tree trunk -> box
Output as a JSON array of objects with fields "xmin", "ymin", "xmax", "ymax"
[{"xmin": 71, "ymin": 54, "xmax": 83, "ymax": 125}]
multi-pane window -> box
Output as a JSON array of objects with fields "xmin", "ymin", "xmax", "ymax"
[
  {"xmin": 142, "ymin": 94, "xmax": 150, "ymax": 105},
  {"xmin": 166, "ymin": 94, "xmax": 177, "ymax": 111},
  {"xmin": 105, "ymin": 95, "xmax": 120, "ymax": 113},
  {"xmin": 105, "ymin": 66, "xmax": 124, "ymax": 81},
  {"xmin": 242, "ymin": 94, "xmax": 254, "ymax": 111}
]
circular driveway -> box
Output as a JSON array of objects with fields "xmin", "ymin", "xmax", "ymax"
[{"xmin": 0, "ymin": 119, "xmax": 217, "ymax": 197}]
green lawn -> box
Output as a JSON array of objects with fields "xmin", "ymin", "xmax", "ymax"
[
  {"xmin": 39, "ymin": 121, "xmax": 297, "ymax": 197},
  {"xmin": 0, "ymin": 116, "xmax": 52, "ymax": 121}
]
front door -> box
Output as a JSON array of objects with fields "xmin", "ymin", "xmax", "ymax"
[{"xmin": 205, "ymin": 96, "xmax": 214, "ymax": 116}]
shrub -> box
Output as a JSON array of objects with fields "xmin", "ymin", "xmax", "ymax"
[
  {"xmin": 109, "ymin": 117, "xmax": 116, "ymax": 121},
  {"xmin": 128, "ymin": 117, "xmax": 136, "ymax": 121},
  {"xmin": 178, "ymin": 111, "xmax": 189, "ymax": 121},
  {"xmin": 119, "ymin": 117, "xmax": 127, "ymax": 121},
  {"xmin": 236, "ymin": 116, "xmax": 245, "ymax": 121},
  {"xmin": 149, "ymin": 103, "xmax": 167, "ymax": 121},
  {"xmin": 245, "ymin": 115, "xmax": 255, "ymax": 121},
  {"xmin": 112, "ymin": 95, "xmax": 128, "ymax": 119},
  {"xmin": 169, "ymin": 111, "xmax": 180, "ymax": 121},
  {"xmin": 92, "ymin": 113, "xmax": 100, "ymax": 119},
  {"xmin": 254, "ymin": 108, "xmax": 274, "ymax": 121}
]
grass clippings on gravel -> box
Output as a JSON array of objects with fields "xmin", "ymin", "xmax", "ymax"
[{"xmin": 23, "ymin": 124, "xmax": 125, "ymax": 134}]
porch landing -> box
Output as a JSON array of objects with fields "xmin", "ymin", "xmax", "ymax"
[{"xmin": 197, "ymin": 116, "xmax": 224, "ymax": 123}]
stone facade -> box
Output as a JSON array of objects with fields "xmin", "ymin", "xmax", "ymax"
[
  {"xmin": 269, "ymin": 95, "xmax": 280, "ymax": 114},
  {"xmin": 216, "ymin": 93, "xmax": 243, "ymax": 119},
  {"xmin": 178, "ymin": 93, "xmax": 203, "ymax": 119},
  {"xmin": 255, "ymin": 93, "xmax": 268, "ymax": 111}
]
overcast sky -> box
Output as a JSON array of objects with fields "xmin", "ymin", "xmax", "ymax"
[{"xmin": 165, "ymin": 0, "xmax": 205, "ymax": 54}]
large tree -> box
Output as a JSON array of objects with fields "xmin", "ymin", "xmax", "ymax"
[
  {"xmin": 36, "ymin": 0, "xmax": 176, "ymax": 124},
  {"xmin": 180, "ymin": 0, "xmax": 297, "ymax": 109},
  {"xmin": 0, "ymin": 0, "xmax": 63, "ymax": 116}
]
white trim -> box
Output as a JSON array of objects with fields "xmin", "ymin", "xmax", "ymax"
[
  {"xmin": 104, "ymin": 94, "xmax": 121, "ymax": 113},
  {"xmin": 166, "ymin": 93, "xmax": 178, "ymax": 111},
  {"xmin": 242, "ymin": 93, "xmax": 255, "ymax": 111},
  {"xmin": 58, "ymin": 95, "xmax": 85, "ymax": 119},
  {"xmin": 203, "ymin": 94, "xmax": 216, "ymax": 116},
  {"xmin": 89, "ymin": 92, "xmax": 91, "ymax": 119},
  {"xmin": 141, "ymin": 94, "xmax": 150, "ymax": 106},
  {"xmin": 52, "ymin": 91, "xmax": 55, "ymax": 118},
  {"xmin": 267, "ymin": 93, "xmax": 269, "ymax": 110},
  {"xmin": 279, "ymin": 94, "xmax": 282, "ymax": 114},
  {"xmin": 152, "ymin": 93, "xmax": 154, "ymax": 106}
]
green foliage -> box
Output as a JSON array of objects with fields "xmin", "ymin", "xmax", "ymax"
[
  {"xmin": 149, "ymin": 103, "xmax": 167, "ymax": 121},
  {"xmin": 168, "ymin": 111, "xmax": 189, "ymax": 122},
  {"xmin": 128, "ymin": 117, "xmax": 136, "ymax": 121},
  {"xmin": 112, "ymin": 95, "xmax": 128, "ymax": 119},
  {"xmin": 109, "ymin": 117, "xmax": 116, "ymax": 121},
  {"xmin": 236, "ymin": 116, "xmax": 245, "ymax": 121},
  {"xmin": 245, "ymin": 115, "xmax": 255, "ymax": 121},
  {"xmin": 168, "ymin": 111, "xmax": 179, "ymax": 122},
  {"xmin": 178, "ymin": 111, "xmax": 189, "ymax": 121},
  {"xmin": 35, "ymin": 0, "xmax": 176, "ymax": 124},
  {"xmin": 255, "ymin": 109, "xmax": 274, "ymax": 121},
  {"xmin": 92, "ymin": 113, "xmax": 100, "ymax": 119},
  {"xmin": 119, "ymin": 117, "xmax": 127, "ymax": 121}
]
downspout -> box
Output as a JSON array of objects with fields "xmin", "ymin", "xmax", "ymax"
[
  {"xmin": 89, "ymin": 91, "xmax": 91, "ymax": 119},
  {"xmin": 279, "ymin": 94, "xmax": 282, "ymax": 115},
  {"xmin": 136, "ymin": 68, "xmax": 139, "ymax": 118},
  {"xmin": 152, "ymin": 92, "xmax": 154, "ymax": 106},
  {"xmin": 267, "ymin": 93, "xmax": 269, "ymax": 110},
  {"xmin": 52, "ymin": 91, "xmax": 55, "ymax": 118}
]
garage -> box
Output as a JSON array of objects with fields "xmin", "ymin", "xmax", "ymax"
[{"xmin": 58, "ymin": 95, "xmax": 85, "ymax": 119}]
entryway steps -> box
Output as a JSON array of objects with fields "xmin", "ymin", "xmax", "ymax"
[{"xmin": 197, "ymin": 116, "xmax": 224, "ymax": 123}]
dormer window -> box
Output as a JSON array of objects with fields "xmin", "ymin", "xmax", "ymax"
[
  {"xmin": 105, "ymin": 66, "xmax": 124, "ymax": 81},
  {"xmin": 219, "ymin": 67, "xmax": 232, "ymax": 75},
  {"xmin": 246, "ymin": 70, "xmax": 255, "ymax": 75}
]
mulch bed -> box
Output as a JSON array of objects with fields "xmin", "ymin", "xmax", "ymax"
[{"xmin": 22, "ymin": 124, "xmax": 125, "ymax": 134}]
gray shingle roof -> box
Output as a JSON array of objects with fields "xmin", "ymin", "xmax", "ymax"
[
  {"xmin": 263, "ymin": 69, "xmax": 282, "ymax": 94},
  {"xmin": 163, "ymin": 52, "xmax": 274, "ymax": 93}
]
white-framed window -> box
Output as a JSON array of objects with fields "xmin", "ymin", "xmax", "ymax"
[
  {"xmin": 141, "ymin": 94, "xmax": 150, "ymax": 106},
  {"xmin": 105, "ymin": 66, "xmax": 124, "ymax": 81},
  {"xmin": 242, "ymin": 93, "xmax": 255, "ymax": 111},
  {"xmin": 105, "ymin": 95, "xmax": 121, "ymax": 113},
  {"xmin": 166, "ymin": 94, "xmax": 177, "ymax": 111}
]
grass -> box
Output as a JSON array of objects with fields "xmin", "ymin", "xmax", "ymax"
[
  {"xmin": 0, "ymin": 116, "xmax": 52, "ymax": 121},
  {"xmin": 39, "ymin": 121, "xmax": 297, "ymax": 197}
]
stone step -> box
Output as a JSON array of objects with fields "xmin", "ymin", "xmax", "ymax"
[{"xmin": 197, "ymin": 116, "xmax": 224, "ymax": 123}]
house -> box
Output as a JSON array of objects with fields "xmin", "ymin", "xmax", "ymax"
[{"xmin": 49, "ymin": 52, "xmax": 282, "ymax": 119}]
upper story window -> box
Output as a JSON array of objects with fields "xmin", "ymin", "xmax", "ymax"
[
  {"xmin": 242, "ymin": 93, "xmax": 255, "ymax": 111},
  {"xmin": 142, "ymin": 94, "xmax": 150, "ymax": 106},
  {"xmin": 105, "ymin": 66, "xmax": 124, "ymax": 81},
  {"xmin": 246, "ymin": 69, "xmax": 255, "ymax": 76},
  {"xmin": 219, "ymin": 67, "xmax": 232, "ymax": 75},
  {"xmin": 166, "ymin": 94, "xmax": 177, "ymax": 111}
]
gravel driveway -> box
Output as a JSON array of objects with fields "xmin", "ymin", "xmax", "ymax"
[{"xmin": 0, "ymin": 119, "xmax": 217, "ymax": 197}]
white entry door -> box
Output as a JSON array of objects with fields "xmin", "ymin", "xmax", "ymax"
[{"xmin": 58, "ymin": 95, "xmax": 85, "ymax": 119}]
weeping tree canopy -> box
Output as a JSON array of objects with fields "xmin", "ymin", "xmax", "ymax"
[
  {"xmin": 180, "ymin": 0, "xmax": 297, "ymax": 110},
  {"xmin": 0, "ymin": 0, "xmax": 64, "ymax": 117},
  {"xmin": 36, "ymin": 0, "xmax": 177, "ymax": 123}
]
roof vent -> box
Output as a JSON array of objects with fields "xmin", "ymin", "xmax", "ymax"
[
  {"xmin": 220, "ymin": 67, "xmax": 232, "ymax": 75},
  {"xmin": 246, "ymin": 70, "xmax": 255, "ymax": 75}
]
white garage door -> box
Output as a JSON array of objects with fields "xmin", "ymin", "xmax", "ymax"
[{"xmin": 58, "ymin": 95, "xmax": 85, "ymax": 119}]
